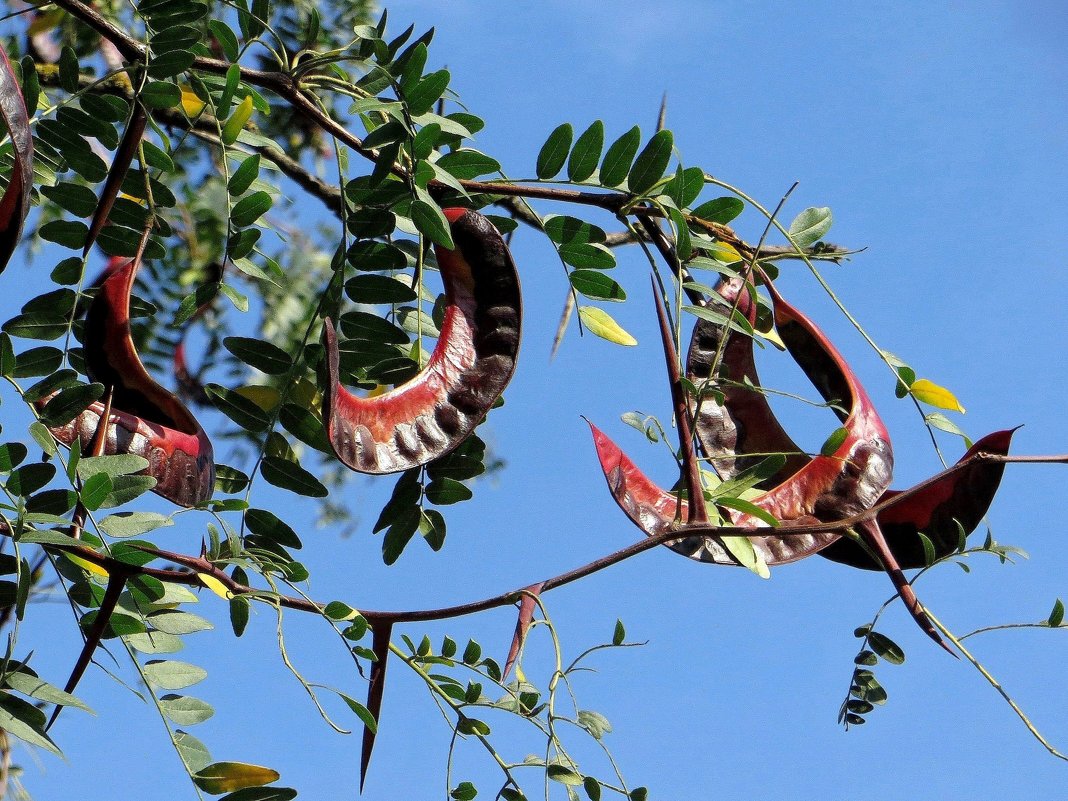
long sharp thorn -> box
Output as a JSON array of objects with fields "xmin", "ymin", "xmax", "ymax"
[
  {"xmin": 504, "ymin": 582, "xmax": 543, "ymax": 680},
  {"xmin": 46, "ymin": 570, "xmax": 128, "ymax": 730},
  {"xmin": 858, "ymin": 519, "xmax": 956, "ymax": 657},
  {"xmin": 84, "ymin": 102, "xmax": 147, "ymax": 257},
  {"xmin": 651, "ymin": 278, "xmax": 707, "ymax": 524},
  {"xmin": 70, "ymin": 387, "xmax": 114, "ymax": 541},
  {"xmin": 360, "ymin": 621, "xmax": 393, "ymax": 792},
  {"xmin": 90, "ymin": 386, "xmax": 114, "ymax": 458}
]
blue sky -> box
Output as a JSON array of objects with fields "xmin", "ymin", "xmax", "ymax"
[{"xmin": 9, "ymin": 2, "xmax": 1068, "ymax": 800}]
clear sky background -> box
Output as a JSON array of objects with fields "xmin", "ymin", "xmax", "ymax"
[{"xmin": 8, "ymin": 2, "xmax": 1068, "ymax": 800}]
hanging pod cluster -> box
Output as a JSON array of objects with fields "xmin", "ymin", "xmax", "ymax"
[{"xmin": 591, "ymin": 270, "xmax": 1013, "ymax": 648}]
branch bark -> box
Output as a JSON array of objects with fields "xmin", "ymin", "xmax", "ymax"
[{"xmin": 4, "ymin": 450, "xmax": 1060, "ymax": 626}]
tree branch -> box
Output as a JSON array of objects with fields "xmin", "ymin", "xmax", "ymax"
[
  {"xmin": 5, "ymin": 449, "xmax": 1061, "ymax": 627},
  {"xmin": 47, "ymin": 0, "xmax": 848, "ymax": 265}
]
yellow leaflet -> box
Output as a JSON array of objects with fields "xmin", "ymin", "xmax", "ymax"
[
  {"xmin": 515, "ymin": 664, "xmax": 528, "ymax": 683},
  {"xmin": 578, "ymin": 306, "xmax": 637, "ymax": 346},
  {"xmin": 758, "ymin": 324, "xmax": 786, "ymax": 350},
  {"xmin": 367, "ymin": 384, "xmax": 388, "ymax": 398},
  {"xmin": 180, "ymin": 87, "xmax": 205, "ymax": 117},
  {"xmin": 194, "ymin": 762, "xmax": 280, "ymax": 795},
  {"xmin": 234, "ymin": 384, "xmax": 281, "ymax": 412},
  {"xmin": 707, "ymin": 241, "xmax": 742, "ymax": 264},
  {"xmin": 222, "ymin": 96, "xmax": 254, "ymax": 145},
  {"xmin": 198, "ymin": 573, "xmax": 233, "ymax": 600},
  {"xmin": 910, "ymin": 378, "xmax": 965, "ymax": 413},
  {"xmin": 64, "ymin": 553, "xmax": 109, "ymax": 578}
]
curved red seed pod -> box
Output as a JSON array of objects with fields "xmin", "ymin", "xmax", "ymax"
[
  {"xmin": 323, "ymin": 207, "xmax": 521, "ymax": 474},
  {"xmin": 592, "ymin": 277, "xmax": 893, "ymax": 565},
  {"xmin": 686, "ymin": 275, "xmax": 806, "ymax": 485},
  {"xmin": 819, "ymin": 428, "xmax": 1016, "ymax": 570},
  {"xmin": 690, "ymin": 278, "xmax": 1010, "ymax": 576},
  {"xmin": 0, "ymin": 48, "xmax": 34, "ymax": 273},
  {"xmin": 691, "ymin": 277, "xmax": 946, "ymax": 649},
  {"xmin": 48, "ymin": 253, "xmax": 215, "ymax": 507}
]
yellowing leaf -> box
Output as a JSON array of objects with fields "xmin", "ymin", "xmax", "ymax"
[
  {"xmin": 758, "ymin": 324, "xmax": 785, "ymax": 350},
  {"xmin": 706, "ymin": 241, "xmax": 742, "ymax": 263},
  {"xmin": 233, "ymin": 384, "xmax": 281, "ymax": 412},
  {"xmin": 578, "ymin": 306, "xmax": 637, "ymax": 346},
  {"xmin": 198, "ymin": 573, "xmax": 233, "ymax": 600},
  {"xmin": 193, "ymin": 761, "xmax": 280, "ymax": 794},
  {"xmin": 64, "ymin": 553, "xmax": 109, "ymax": 578},
  {"xmin": 222, "ymin": 95, "xmax": 253, "ymax": 145},
  {"xmin": 180, "ymin": 87, "xmax": 205, "ymax": 117},
  {"xmin": 910, "ymin": 378, "xmax": 965, "ymax": 413}
]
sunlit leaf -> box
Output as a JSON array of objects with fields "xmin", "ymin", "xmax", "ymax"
[
  {"xmin": 628, "ymin": 129, "xmax": 673, "ymax": 195},
  {"xmin": 788, "ymin": 206, "xmax": 832, "ymax": 247},
  {"xmin": 536, "ymin": 123, "xmax": 573, "ymax": 179},
  {"xmin": 568, "ymin": 120, "xmax": 604, "ymax": 182},
  {"xmin": 144, "ymin": 660, "xmax": 209, "ymax": 690},
  {"xmin": 600, "ymin": 126, "xmax": 641, "ymax": 187},
  {"xmin": 222, "ymin": 95, "xmax": 254, "ymax": 145},
  {"xmin": 910, "ymin": 378, "xmax": 965, "ymax": 413},
  {"xmin": 577, "ymin": 307, "xmax": 637, "ymax": 346},
  {"xmin": 194, "ymin": 762, "xmax": 280, "ymax": 794}
]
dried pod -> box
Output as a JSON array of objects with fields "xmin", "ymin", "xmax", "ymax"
[
  {"xmin": 323, "ymin": 208, "xmax": 521, "ymax": 474},
  {"xmin": 686, "ymin": 274, "xmax": 806, "ymax": 485},
  {"xmin": 592, "ymin": 277, "xmax": 893, "ymax": 565},
  {"xmin": 820, "ymin": 428, "xmax": 1016, "ymax": 569},
  {"xmin": 0, "ymin": 49, "xmax": 33, "ymax": 273},
  {"xmin": 47, "ymin": 252, "xmax": 215, "ymax": 507},
  {"xmin": 683, "ymin": 276, "xmax": 947, "ymax": 648}
]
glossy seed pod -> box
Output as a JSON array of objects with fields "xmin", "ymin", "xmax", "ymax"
[
  {"xmin": 0, "ymin": 48, "xmax": 33, "ymax": 273},
  {"xmin": 686, "ymin": 274, "xmax": 807, "ymax": 485},
  {"xmin": 819, "ymin": 428, "xmax": 1016, "ymax": 569},
  {"xmin": 592, "ymin": 277, "xmax": 893, "ymax": 565},
  {"xmin": 323, "ymin": 207, "xmax": 521, "ymax": 474},
  {"xmin": 688, "ymin": 279, "xmax": 1012, "ymax": 574},
  {"xmin": 48, "ymin": 255, "xmax": 215, "ymax": 507}
]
